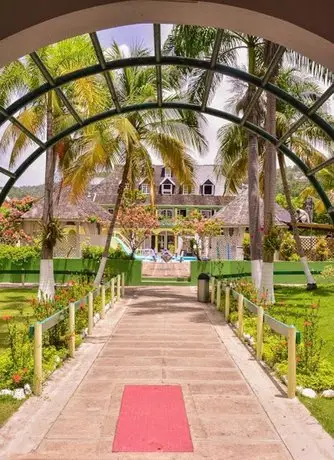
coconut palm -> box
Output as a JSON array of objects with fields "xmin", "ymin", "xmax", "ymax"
[
  {"xmin": 62, "ymin": 43, "xmax": 207, "ymax": 285},
  {"xmin": 260, "ymin": 40, "xmax": 282, "ymax": 302},
  {"xmin": 0, "ymin": 35, "xmax": 108, "ymax": 300},
  {"xmin": 216, "ymin": 68, "xmax": 333, "ymax": 292},
  {"xmin": 165, "ymin": 26, "xmax": 266, "ymax": 288}
]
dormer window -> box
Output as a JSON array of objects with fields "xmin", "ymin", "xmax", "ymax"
[
  {"xmin": 162, "ymin": 182, "xmax": 173, "ymax": 195},
  {"xmin": 140, "ymin": 183, "xmax": 150, "ymax": 194},
  {"xmin": 164, "ymin": 167, "xmax": 172, "ymax": 178},
  {"xmin": 202, "ymin": 180, "xmax": 214, "ymax": 196},
  {"xmin": 160, "ymin": 177, "xmax": 175, "ymax": 195}
]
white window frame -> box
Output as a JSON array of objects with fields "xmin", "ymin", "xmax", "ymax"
[
  {"xmin": 159, "ymin": 209, "xmax": 173, "ymax": 219},
  {"xmin": 203, "ymin": 183, "xmax": 214, "ymax": 196},
  {"xmin": 162, "ymin": 182, "xmax": 173, "ymax": 195},
  {"xmin": 140, "ymin": 183, "xmax": 150, "ymax": 194}
]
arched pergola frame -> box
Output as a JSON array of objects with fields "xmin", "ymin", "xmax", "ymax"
[{"xmin": 0, "ymin": 25, "xmax": 333, "ymax": 221}]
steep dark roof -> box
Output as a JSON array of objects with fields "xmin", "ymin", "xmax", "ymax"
[
  {"xmin": 22, "ymin": 186, "xmax": 112, "ymax": 221},
  {"xmin": 90, "ymin": 164, "xmax": 227, "ymax": 206},
  {"xmin": 214, "ymin": 186, "xmax": 291, "ymax": 226}
]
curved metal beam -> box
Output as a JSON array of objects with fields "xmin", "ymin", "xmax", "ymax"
[
  {"xmin": 0, "ymin": 101, "xmax": 333, "ymax": 222},
  {"xmin": 1, "ymin": 56, "xmax": 334, "ymax": 158}
]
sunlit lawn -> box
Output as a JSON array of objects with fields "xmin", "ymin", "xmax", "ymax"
[
  {"xmin": 0, "ymin": 396, "xmax": 25, "ymax": 427},
  {"xmin": 0, "ymin": 288, "xmax": 36, "ymax": 353},
  {"xmin": 274, "ymin": 284, "xmax": 334, "ymax": 437},
  {"xmin": 274, "ymin": 284, "xmax": 334, "ymax": 366}
]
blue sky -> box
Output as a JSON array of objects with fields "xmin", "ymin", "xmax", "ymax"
[{"xmin": 0, "ymin": 25, "xmax": 229, "ymax": 186}]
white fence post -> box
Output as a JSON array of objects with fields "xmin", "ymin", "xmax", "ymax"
[
  {"xmin": 225, "ymin": 286, "xmax": 230, "ymax": 320},
  {"xmin": 237, "ymin": 293, "xmax": 244, "ymax": 339},
  {"xmin": 216, "ymin": 280, "xmax": 221, "ymax": 310},
  {"xmin": 88, "ymin": 292, "xmax": 94, "ymax": 335},
  {"xmin": 101, "ymin": 285, "xmax": 106, "ymax": 319},
  {"xmin": 256, "ymin": 306, "xmax": 264, "ymax": 361},
  {"xmin": 69, "ymin": 302, "xmax": 75, "ymax": 358},
  {"xmin": 288, "ymin": 326, "xmax": 297, "ymax": 398},
  {"xmin": 33, "ymin": 322, "xmax": 43, "ymax": 396},
  {"xmin": 210, "ymin": 278, "xmax": 215, "ymax": 304}
]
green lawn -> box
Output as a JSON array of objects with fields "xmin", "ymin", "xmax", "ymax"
[
  {"xmin": 300, "ymin": 396, "xmax": 334, "ymax": 437},
  {"xmin": 274, "ymin": 284, "xmax": 334, "ymax": 366},
  {"xmin": 274, "ymin": 284, "xmax": 334, "ymax": 437},
  {"xmin": 0, "ymin": 396, "xmax": 25, "ymax": 427},
  {"xmin": 0, "ymin": 288, "xmax": 36, "ymax": 353}
]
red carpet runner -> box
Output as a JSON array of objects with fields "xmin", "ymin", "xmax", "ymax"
[{"xmin": 112, "ymin": 385, "xmax": 193, "ymax": 452}]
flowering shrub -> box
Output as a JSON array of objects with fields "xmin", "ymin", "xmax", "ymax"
[
  {"xmin": 0, "ymin": 197, "xmax": 34, "ymax": 245},
  {"xmin": 0, "ymin": 317, "xmax": 33, "ymax": 389}
]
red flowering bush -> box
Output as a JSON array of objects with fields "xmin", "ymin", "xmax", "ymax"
[{"xmin": 0, "ymin": 196, "xmax": 34, "ymax": 245}]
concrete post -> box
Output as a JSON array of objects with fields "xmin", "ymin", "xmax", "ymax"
[
  {"xmin": 88, "ymin": 292, "xmax": 93, "ymax": 335},
  {"xmin": 288, "ymin": 327, "xmax": 297, "ymax": 398},
  {"xmin": 101, "ymin": 285, "xmax": 105, "ymax": 319},
  {"xmin": 256, "ymin": 306, "xmax": 264, "ymax": 361},
  {"xmin": 33, "ymin": 322, "xmax": 43, "ymax": 396},
  {"xmin": 238, "ymin": 294, "xmax": 244, "ymax": 339},
  {"xmin": 69, "ymin": 302, "xmax": 75, "ymax": 358}
]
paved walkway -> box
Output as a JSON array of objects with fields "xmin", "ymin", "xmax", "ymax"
[{"xmin": 1, "ymin": 287, "xmax": 333, "ymax": 459}]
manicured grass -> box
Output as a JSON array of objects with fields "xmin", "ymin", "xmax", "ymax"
[
  {"xmin": 274, "ymin": 285, "xmax": 334, "ymax": 438},
  {"xmin": 0, "ymin": 288, "xmax": 36, "ymax": 353},
  {"xmin": 274, "ymin": 284, "xmax": 334, "ymax": 366},
  {"xmin": 299, "ymin": 396, "xmax": 334, "ymax": 437},
  {"xmin": 0, "ymin": 396, "xmax": 25, "ymax": 427}
]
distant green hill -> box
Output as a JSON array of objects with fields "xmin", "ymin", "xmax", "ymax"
[{"xmin": 1, "ymin": 184, "xmax": 45, "ymax": 199}]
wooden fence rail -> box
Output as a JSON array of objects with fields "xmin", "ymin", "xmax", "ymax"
[
  {"xmin": 32, "ymin": 273, "xmax": 125, "ymax": 396},
  {"xmin": 212, "ymin": 278, "xmax": 298, "ymax": 398}
]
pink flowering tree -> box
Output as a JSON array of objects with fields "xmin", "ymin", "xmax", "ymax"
[
  {"xmin": 174, "ymin": 209, "xmax": 221, "ymax": 260},
  {"xmin": 0, "ymin": 196, "xmax": 34, "ymax": 245},
  {"xmin": 118, "ymin": 190, "xmax": 158, "ymax": 258}
]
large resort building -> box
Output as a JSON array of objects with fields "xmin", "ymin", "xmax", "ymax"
[
  {"xmin": 21, "ymin": 164, "xmax": 290, "ymax": 259},
  {"xmin": 89, "ymin": 165, "xmax": 231, "ymax": 254}
]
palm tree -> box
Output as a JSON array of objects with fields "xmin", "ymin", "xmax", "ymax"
[
  {"xmin": 165, "ymin": 26, "xmax": 266, "ymax": 288},
  {"xmin": 278, "ymin": 152, "xmax": 317, "ymax": 288},
  {"xmin": 216, "ymin": 67, "xmax": 332, "ymax": 292},
  {"xmin": 62, "ymin": 43, "xmax": 207, "ymax": 286},
  {"xmin": 260, "ymin": 40, "xmax": 282, "ymax": 302},
  {"xmin": 0, "ymin": 36, "xmax": 107, "ymax": 299}
]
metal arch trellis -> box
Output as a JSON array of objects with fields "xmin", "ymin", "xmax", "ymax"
[{"xmin": 0, "ymin": 24, "xmax": 333, "ymax": 221}]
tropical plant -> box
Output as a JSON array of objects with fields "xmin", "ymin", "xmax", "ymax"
[
  {"xmin": 62, "ymin": 43, "xmax": 207, "ymax": 285},
  {"xmin": 118, "ymin": 190, "xmax": 159, "ymax": 258},
  {"xmin": 0, "ymin": 35, "xmax": 105, "ymax": 300},
  {"xmin": 0, "ymin": 196, "xmax": 34, "ymax": 245},
  {"xmin": 165, "ymin": 26, "xmax": 265, "ymax": 288}
]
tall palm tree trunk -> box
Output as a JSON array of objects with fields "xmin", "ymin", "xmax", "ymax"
[
  {"xmin": 278, "ymin": 152, "xmax": 317, "ymax": 289},
  {"xmin": 248, "ymin": 129, "xmax": 262, "ymax": 289},
  {"xmin": 38, "ymin": 95, "xmax": 56, "ymax": 300},
  {"xmin": 94, "ymin": 155, "xmax": 131, "ymax": 286},
  {"xmin": 261, "ymin": 90, "xmax": 277, "ymax": 303},
  {"xmin": 247, "ymin": 42, "xmax": 262, "ymax": 290}
]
